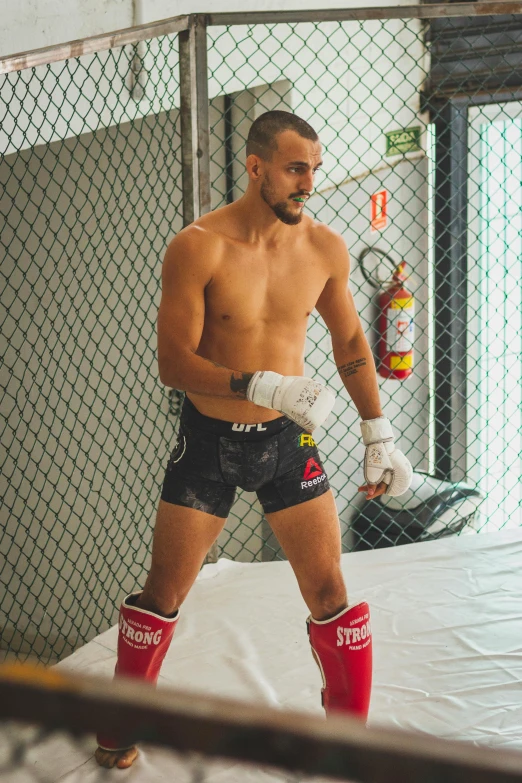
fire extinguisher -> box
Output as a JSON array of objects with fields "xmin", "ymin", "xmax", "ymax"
[{"xmin": 377, "ymin": 261, "xmax": 414, "ymax": 380}]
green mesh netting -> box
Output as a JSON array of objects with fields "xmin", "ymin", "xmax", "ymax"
[{"xmin": 1, "ymin": 11, "xmax": 521, "ymax": 663}]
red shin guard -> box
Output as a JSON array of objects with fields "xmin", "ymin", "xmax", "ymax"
[
  {"xmin": 307, "ymin": 602, "xmax": 372, "ymax": 721},
  {"xmin": 97, "ymin": 592, "xmax": 179, "ymax": 751}
]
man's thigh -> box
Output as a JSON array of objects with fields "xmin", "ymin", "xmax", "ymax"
[
  {"xmin": 264, "ymin": 490, "xmax": 344, "ymax": 596},
  {"xmin": 143, "ymin": 500, "xmax": 227, "ymax": 613}
]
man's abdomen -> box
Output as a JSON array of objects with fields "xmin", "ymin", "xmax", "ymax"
[
  {"xmin": 186, "ymin": 394, "xmax": 286, "ymax": 424},
  {"xmin": 191, "ymin": 323, "xmax": 308, "ymax": 423}
]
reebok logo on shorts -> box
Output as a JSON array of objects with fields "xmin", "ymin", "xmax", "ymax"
[
  {"xmin": 301, "ymin": 457, "xmax": 326, "ymax": 489},
  {"xmin": 303, "ymin": 458, "xmax": 322, "ymax": 480}
]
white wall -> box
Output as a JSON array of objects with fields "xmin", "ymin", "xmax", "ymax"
[
  {"xmin": 146, "ymin": 0, "xmax": 416, "ymax": 20},
  {"xmin": 1, "ymin": 0, "xmax": 419, "ymax": 59},
  {"xmin": 1, "ymin": 0, "xmax": 132, "ymax": 59}
]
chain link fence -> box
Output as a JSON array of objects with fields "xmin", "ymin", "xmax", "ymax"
[
  {"xmin": 0, "ymin": 25, "xmax": 186, "ymax": 662},
  {"xmin": 1, "ymin": 6, "xmax": 522, "ymax": 662}
]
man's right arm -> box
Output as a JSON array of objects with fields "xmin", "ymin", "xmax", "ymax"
[{"xmin": 157, "ymin": 229, "xmax": 253, "ymax": 399}]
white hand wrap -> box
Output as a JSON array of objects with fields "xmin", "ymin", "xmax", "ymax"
[
  {"xmin": 360, "ymin": 417, "xmax": 413, "ymax": 497},
  {"xmin": 247, "ymin": 371, "xmax": 335, "ymax": 432}
]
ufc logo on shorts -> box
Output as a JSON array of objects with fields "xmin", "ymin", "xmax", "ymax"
[{"xmin": 231, "ymin": 422, "xmax": 268, "ymax": 432}]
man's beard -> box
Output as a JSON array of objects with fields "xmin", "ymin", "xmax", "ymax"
[{"xmin": 260, "ymin": 174, "xmax": 303, "ymax": 226}]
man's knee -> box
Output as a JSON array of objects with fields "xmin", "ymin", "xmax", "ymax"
[
  {"xmin": 304, "ymin": 573, "xmax": 348, "ymax": 620},
  {"xmin": 138, "ymin": 577, "xmax": 190, "ymax": 618},
  {"xmin": 136, "ymin": 591, "xmax": 178, "ymax": 618}
]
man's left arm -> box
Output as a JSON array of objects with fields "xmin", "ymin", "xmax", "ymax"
[
  {"xmin": 315, "ymin": 235, "xmax": 381, "ymax": 421},
  {"xmin": 315, "ymin": 232, "xmax": 412, "ymax": 499}
]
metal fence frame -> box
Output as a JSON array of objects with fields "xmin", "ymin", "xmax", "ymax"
[
  {"xmin": 1, "ymin": 0, "xmax": 521, "ymax": 242},
  {"xmin": 2, "ymin": 2, "xmax": 522, "ymax": 232}
]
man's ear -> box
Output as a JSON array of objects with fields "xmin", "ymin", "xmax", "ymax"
[{"xmin": 246, "ymin": 153, "xmax": 263, "ymax": 181}]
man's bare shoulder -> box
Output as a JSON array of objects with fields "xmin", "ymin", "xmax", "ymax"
[
  {"xmin": 164, "ymin": 212, "xmax": 230, "ymax": 278},
  {"xmin": 192, "ymin": 204, "xmax": 235, "ymax": 232},
  {"xmin": 167, "ymin": 205, "xmax": 238, "ymax": 251},
  {"xmin": 167, "ymin": 221, "xmax": 223, "ymax": 253},
  {"xmin": 307, "ymin": 220, "xmax": 350, "ymax": 274}
]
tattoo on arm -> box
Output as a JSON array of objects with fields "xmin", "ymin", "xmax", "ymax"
[
  {"xmin": 230, "ymin": 372, "xmax": 254, "ymax": 399},
  {"xmin": 201, "ymin": 358, "xmax": 252, "ymax": 397},
  {"xmin": 337, "ymin": 357, "xmax": 367, "ymax": 380},
  {"xmin": 205, "ymin": 359, "xmax": 253, "ymax": 398}
]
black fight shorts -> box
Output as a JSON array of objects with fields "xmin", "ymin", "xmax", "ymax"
[{"xmin": 160, "ymin": 397, "xmax": 331, "ymax": 517}]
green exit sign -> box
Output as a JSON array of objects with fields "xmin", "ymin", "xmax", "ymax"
[{"xmin": 385, "ymin": 127, "xmax": 422, "ymax": 156}]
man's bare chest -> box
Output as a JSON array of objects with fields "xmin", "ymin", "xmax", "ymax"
[{"xmin": 204, "ymin": 253, "xmax": 329, "ymax": 325}]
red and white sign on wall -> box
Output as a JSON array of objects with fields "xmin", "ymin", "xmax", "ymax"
[{"xmin": 371, "ymin": 190, "xmax": 387, "ymax": 231}]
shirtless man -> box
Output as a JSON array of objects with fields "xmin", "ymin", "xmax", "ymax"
[{"xmin": 95, "ymin": 110, "xmax": 412, "ymax": 769}]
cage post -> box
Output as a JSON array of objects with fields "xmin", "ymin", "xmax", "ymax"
[
  {"xmin": 179, "ymin": 16, "xmax": 215, "ymax": 563},
  {"xmin": 178, "ymin": 19, "xmax": 216, "ymax": 565},
  {"xmin": 432, "ymin": 98, "xmax": 469, "ymax": 482},
  {"xmin": 179, "ymin": 14, "xmax": 211, "ymax": 226}
]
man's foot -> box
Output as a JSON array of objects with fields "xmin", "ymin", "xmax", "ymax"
[{"xmin": 94, "ymin": 746, "xmax": 139, "ymax": 769}]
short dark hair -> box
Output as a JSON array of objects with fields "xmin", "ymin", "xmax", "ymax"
[{"xmin": 246, "ymin": 110, "xmax": 319, "ymax": 160}]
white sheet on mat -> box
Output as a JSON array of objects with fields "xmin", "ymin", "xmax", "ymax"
[{"xmin": 36, "ymin": 528, "xmax": 522, "ymax": 780}]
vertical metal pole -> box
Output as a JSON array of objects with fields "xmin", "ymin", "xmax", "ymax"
[
  {"xmin": 433, "ymin": 98, "xmax": 469, "ymax": 482},
  {"xmin": 178, "ymin": 16, "xmax": 217, "ymax": 564},
  {"xmin": 179, "ymin": 14, "xmax": 211, "ymax": 226},
  {"xmin": 224, "ymin": 93, "xmax": 235, "ymax": 204}
]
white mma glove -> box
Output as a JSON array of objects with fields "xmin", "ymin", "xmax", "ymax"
[
  {"xmin": 247, "ymin": 371, "xmax": 335, "ymax": 432},
  {"xmin": 360, "ymin": 416, "xmax": 413, "ymax": 497}
]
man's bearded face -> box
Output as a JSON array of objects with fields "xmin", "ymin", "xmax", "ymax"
[{"xmin": 260, "ymin": 171, "xmax": 305, "ymax": 226}]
